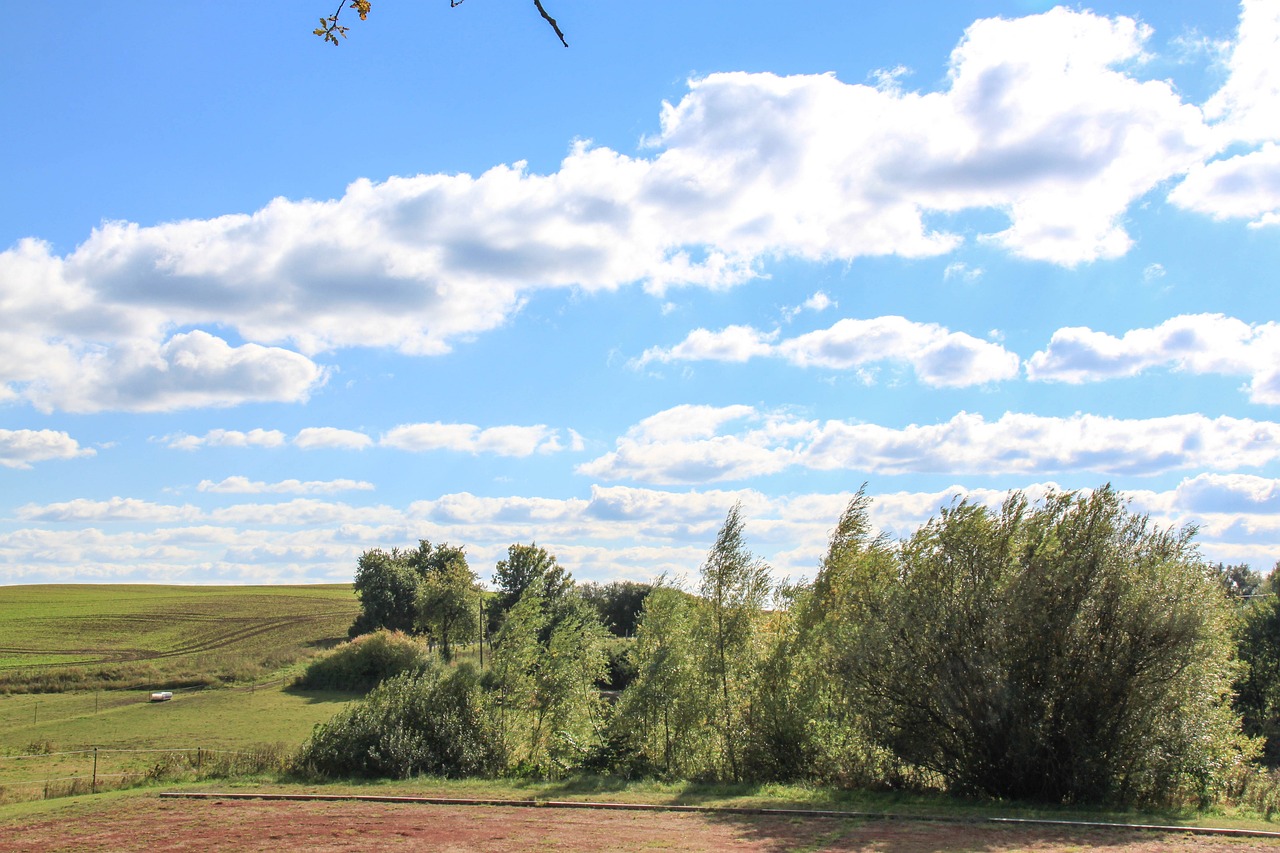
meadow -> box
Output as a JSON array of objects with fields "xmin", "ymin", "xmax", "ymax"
[
  {"xmin": 0, "ymin": 584, "xmax": 360, "ymax": 692},
  {"xmin": 0, "ymin": 584, "xmax": 365, "ymax": 803}
]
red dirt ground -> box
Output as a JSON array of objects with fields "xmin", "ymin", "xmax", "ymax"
[{"xmin": 4, "ymin": 796, "xmax": 1280, "ymax": 852}]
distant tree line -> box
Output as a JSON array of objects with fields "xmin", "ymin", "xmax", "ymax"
[{"xmin": 302, "ymin": 485, "xmax": 1280, "ymax": 808}]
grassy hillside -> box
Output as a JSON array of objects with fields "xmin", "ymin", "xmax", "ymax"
[
  {"xmin": 0, "ymin": 585, "xmax": 360, "ymax": 693},
  {"xmin": 0, "ymin": 585, "xmax": 366, "ymax": 802}
]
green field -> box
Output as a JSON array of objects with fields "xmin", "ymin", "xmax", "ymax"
[
  {"xmin": 0, "ymin": 585, "xmax": 367, "ymax": 802},
  {"xmin": 0, "ymin": 585, "xmax": 361, "ymax": 692}
]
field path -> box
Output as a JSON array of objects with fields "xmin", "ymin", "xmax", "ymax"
[{"xmin": 4, "ymin": 796, "xmax": 1280, "ymax": 852}]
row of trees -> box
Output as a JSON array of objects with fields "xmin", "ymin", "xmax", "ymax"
[
  {"xmin": 351, "ymin": 539, "xmax": 650, "ymax": 658},
  {"xmin": 310, "ymin": 486, "xmax": 1273, "ymax": 806}
]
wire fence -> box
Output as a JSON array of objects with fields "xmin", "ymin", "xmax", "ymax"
[{"xmin": 0, "ymin": 745, "xmax": 288, "ymax": 804}]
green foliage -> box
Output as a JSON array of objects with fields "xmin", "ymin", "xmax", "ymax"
[
  {"xmin": 1236, "ymin": 565, "xmax": 1280, "ymax": 764},
  {"xmin": 694, "ymin": 503, "xmax": 772, "ymax": 781},
  {"xmin": 1214, "ymin": 562, "xmax": 1265, "ymax": 600},
  {"xmin": 298, "ymin": 665, "xmax": 501, "ymax": 779},
  {"xmin": 580, "ymin": 581, "xmax": 653, "ymax": 637},
  {"xmin": 351, "ymin": 540, "xmax": 484, "ymax": 661},
  {"xmin": 295, "ymin": 629, "xmax": 434, "ymax": 691},
  {"xmin": 482, "ymin": 580, "xmax": 609, "ymax": 776},
  {"xmin": 491, "ymin": 543, "xmax": 573, "ymax": 625},
  {"xmin": 410, "ymin": 541, "xmax": 481, "ymax": 661},
  {"xmin": 597, "ymin": 636, "xmax": 638, "ymax": 691},
  {"xmin": 351, "ymin": 549, "xmax": 420, "ymax": 636},
  {"xmin": 785, "ymin": 488, "xmax": 906, "ymax": 788},
  {"xmin": 614, "ymin": 584, "xmax": 704, "ymax": 778},
  {"xmin": 840, "ymin": 487, "xmax": 1252, "ymax": 805}
]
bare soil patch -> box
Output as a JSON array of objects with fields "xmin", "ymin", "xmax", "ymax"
[{"xmin": 4, "ymin": 795, "xmax": 1280, "ymax": 852}]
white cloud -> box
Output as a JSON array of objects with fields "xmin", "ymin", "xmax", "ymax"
[
  {"xmin": 638, "ymin": 316, "xmax": 1020, "ymax": 388},
  {"xmin": 1169, "ymin": 1, "xmax": 1280, "ymax": 224},
  {"xmin": 0, "ymin": 6, "xmax": 1228, "ymax": 416},
  {"xmin": 162, "ymin": 428, "xmax": 287, "ymax": 451},
  {"xmin": 197, "ymin": 476, "xmax": 375, "ymax": 495},
  {"xmin": 9, "ymin": 475, "xmax": 1279, "ymax": 584},
  {"xmin": 19, "ymin": 330, "xmax": 326, "ymax": 415},
  {"xmin": 16, "ymin": 497, "xmax": 202, "ymax": 523},
  {"xmin": 208, "ymin": 499, "xmax": 397, "ymax": 527},
  {"xmin": 943, "ymin": 262, "xmax": 983, "ymax": 282},
  {"xmin": 1026, "ymin": 313, "xmax": 1280, "ymax": 403},
  {"xmin": 580, "ymin": 404, "xmax": 1280, "ymax": 484},
  {"xmin": 782, "ymin": 291, "xmax": 837, "ymax": 321},
  {"xmin": 293, "ymin": 427, "xmax": 374, "ymax": 451},
  {"xmin": 1202, "ymin": 0, "xmax": 1280, "ymax": 146},
  {"xmin": 0, "ymin": 429, "xmax": 95, "ymax": 469},
  {"xmin": 637, "ymin": 325, "xmax": 777, "ymax": 366},
  {"xmin": 1169, "ymin": 142, "xmax": 1280, "ymax": 226},
  {"xmin": 577, "ymin": 405, "xmax": 799, "ymax": 484},
  {"xmin": 380, "ymin": 422, "xmax": 569, "ymax": 456}
]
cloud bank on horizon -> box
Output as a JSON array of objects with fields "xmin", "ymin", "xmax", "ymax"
[{"xmin": 2, "ymin": 0, "xmax": 1279, "ymax": 585}]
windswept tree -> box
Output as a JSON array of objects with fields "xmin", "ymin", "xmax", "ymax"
[
  {"xmin": 484, "ymin": 578, "xmax": 607, "ymax": 774},
  {"xmin": 845, "ymin": 487, "xmax": 1250, "ymax": 804},
  {"xmin": 693, "ymin": 503, "xmax": 772, "ymax": 781},
  {"xmin": 616, "ymin": 582, "xmax": 704, "ymax": 777}
]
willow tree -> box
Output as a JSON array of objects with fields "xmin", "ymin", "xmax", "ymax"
[
  {"xmin": 693, "ymin": 503, "xmax": 772, "ymax": 781},
  {"xmin": 846, "ymin": 487, "xmax": 1251, "ymax": 804},
  {"xmin": 616, "ymin": 583, "xmax": 704, "ymax": 776}
]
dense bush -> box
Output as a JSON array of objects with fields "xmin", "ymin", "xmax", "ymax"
[
  {"xmin": 823, "ymin": 487, "xmax": 1251, "ymax": 804},
  {"xmin": 597, "ymin": 637, "xmax": 637, "ymax": 691},
  {"xmin": 297, "ymin": 665, "xmax": 502, "ymax": 778},
  {"xmin": 1236, "ymin": 570, "xmax": 1280, "ymax": 764},
  {"xmin": 295, "ymin": 629, "xmax": 434, "ymax": 691}
]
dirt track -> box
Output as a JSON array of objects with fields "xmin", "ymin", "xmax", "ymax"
[{"xmin": 4, "ymin": 796, "xmax": 1280, "ymax": 852}]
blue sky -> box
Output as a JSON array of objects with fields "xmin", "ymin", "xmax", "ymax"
[{"xmin": 3, "ymin": 0, "xmax": 1279, "ymax": 585}]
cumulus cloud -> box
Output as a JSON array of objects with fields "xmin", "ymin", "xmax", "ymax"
[
  {"xmin": 18, "ymin": 330, "xmax": 325, "ymax": 414},
  {"xmin": 1169, "ymin": 143, "xmax": 1280, "ymax": 227},
  {"xmin": 1201, "ymin": 0, "xmax": 1280, "ymax": 146},
  {"xmin": 580, "ymin": 404, "xmax": 1280, "ymax": 484},
  {"xmin": 1169, "ymin": 1, "xmax": 1280, "ymax": 224},
  {"xmin": 637, "ymin": 316, "xmax": 1020, "ymax": 387},
  {"xmin": 161, "ymin": 428, "xmax": 287, "ymax": 451},
  {"xmin": 16, "ymin": 497, "xmax": 202, "ymax": 523},
  {"xmin": 0, "ymin": 5, "xmax": 1232, "ymax": 415},
  {"xmin": 0, "ymin": 429, "xmax": 95, "ymax": 469},
  {"xmin": 1026, "ymin": 313, "xmax": 1280, "ymax": 403},
  {"xmin": 197, "ymin": 476, "xmax": 375, "ymax": 495},
  {"xmin": 637, "ymin": 325, "xmax": 777, "ymax": 366},
  {"xmin": 293, "ymin": 427, "xmax": 374, "ymax": 451},
  {"xmin": 8, "ymin": 476, "xmax": 1279, "ymax": 584},
  {"xmin": 380, "ymin": 422, "xmax": 571, "ymax": 456}
]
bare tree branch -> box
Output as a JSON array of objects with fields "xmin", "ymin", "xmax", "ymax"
[
  {"xmin": 532, "ymin": 0, "xmax": 568, "ymax": 47},
  {"xmin": 320, "ymin": 2, "xmax": 568, "ymax": 47}
]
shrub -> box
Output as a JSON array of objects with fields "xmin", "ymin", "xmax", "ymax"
[
  {"xmin": 297, "ymin": 665, "xmax": 501, "ymax": 778},
  {"xmin": 295, "ymin": 629, "xmax": 433, "ymax": 691},
  {"xmin": 839, "ymin": 487, "xmax": 1252, "ymax": 805}
]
